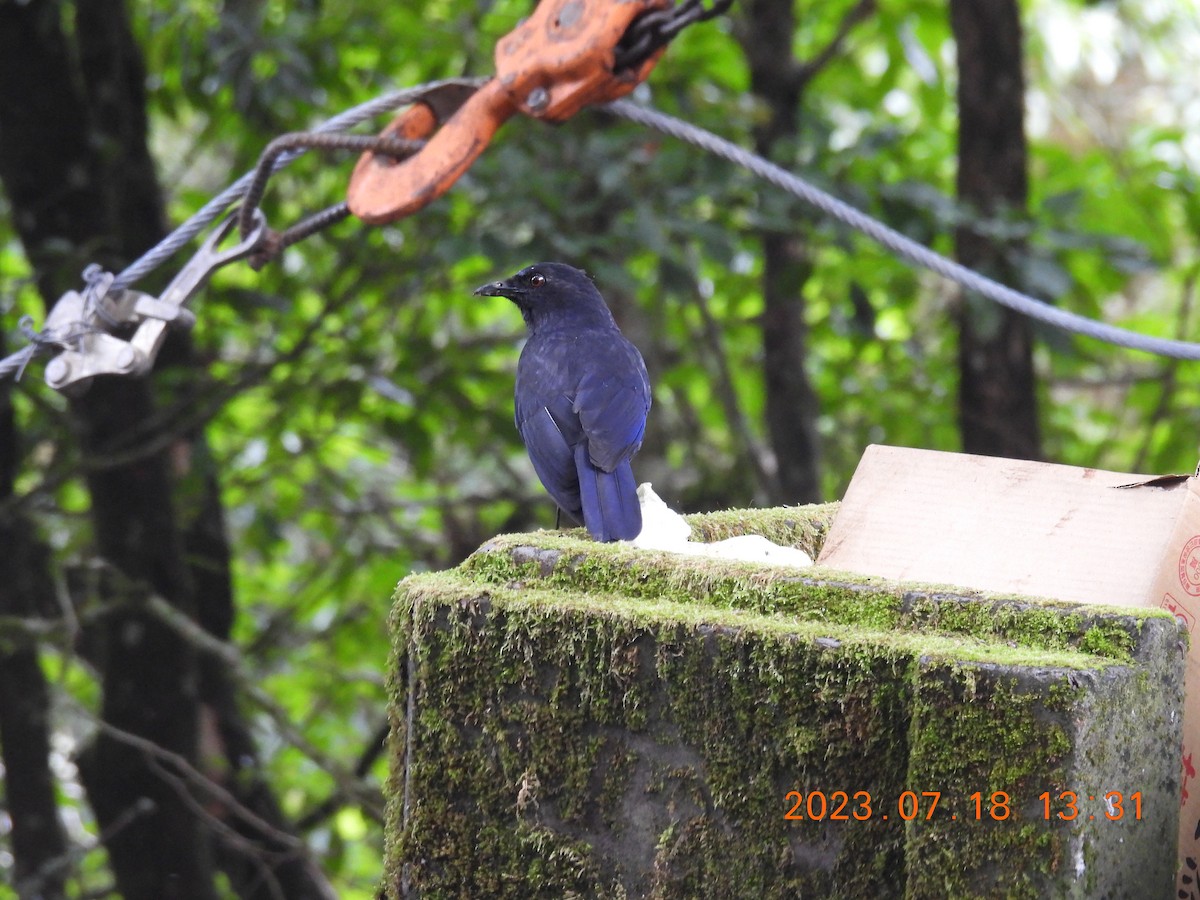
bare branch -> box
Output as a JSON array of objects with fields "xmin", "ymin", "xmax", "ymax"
[
  {"xmin": 296, "ymin": 720, "xmax": 391, "ymax": 832},
  {"xmin": 15, "ymin": 796, "xmax": 155, "ymax": 899},
  {"xmin": 797, "ymin": 0, "xmax": 877, "ymax": 88},
  {"xmin": 88, "ymin": 712, "xmax": 306, "ymax": 852},
  {"xmin": 685, "ymin": 284, "xmax": 777, "ymax": 494}
]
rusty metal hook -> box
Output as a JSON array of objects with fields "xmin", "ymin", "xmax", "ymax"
[{"xmin": 347, "ymin": 0, "xmax": 669, "ymax": 225}]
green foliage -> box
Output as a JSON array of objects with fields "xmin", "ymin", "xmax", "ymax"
[{"xmin": 2, "ymin": 0, "xmax": 1199, "ymax": 894}]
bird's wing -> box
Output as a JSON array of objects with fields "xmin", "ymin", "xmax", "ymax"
[
  {"xmin": 573, "ymin": 334, "xmax": 650, "ymax": 473},
  {"xmin": 515, "ymin": 341, "xmax": 586, "ymax": 523},
  {"xmin": 517, "ymin": 403, "xmax": 583, "ymax": 524}
]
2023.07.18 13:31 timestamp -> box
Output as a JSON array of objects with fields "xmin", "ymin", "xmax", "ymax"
[{"xmin": 783, "ymin": 790, "xmax": 1143, "ymax": 822}]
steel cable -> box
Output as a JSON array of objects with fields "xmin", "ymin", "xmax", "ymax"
[
  {"xmin": 605, "ymin": 98, "xmax": 1200, "ymax": 360},
  {"xmin": 8, "ymin": 74, "xmax": 1199, "ymax": 379}
]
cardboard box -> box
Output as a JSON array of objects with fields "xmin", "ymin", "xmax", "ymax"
[{"xmin": 818, "ymin": 444, "xmax": 1199, "ymax": 885}]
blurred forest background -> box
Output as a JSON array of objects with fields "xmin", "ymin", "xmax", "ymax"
[{"xmin": 1, "ymin": 0, "xmax": 1198, "ymax": 897}]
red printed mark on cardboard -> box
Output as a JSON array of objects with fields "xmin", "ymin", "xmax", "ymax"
[
  {"xmin": 1184, "ymin": 749, "xmax": 1196, "ymax": 806},
  {"xmin": 1163, "ymin": 593, "xmax": 1197, "ymax": 633},
  {"xmin": 1179, "ymin": 536, "xmax": 1200, "ymax": 597}
]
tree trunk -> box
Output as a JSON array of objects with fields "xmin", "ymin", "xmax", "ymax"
[
  {"xmin": 950, "ymin": 0, "xmax": 1041, "ymax": 459},
  {"xmin": 0, "ymin": 3, "xmax": 332, "ymax": 897},
  {"xmin": 734, "ymin": 0, "xmax": 823, "ymax": 504},
  {"xmin": 0, "ymin": 3, "xmax": 218, "ymax": 894},
  {"xmin": 0, "ymin": 335, "xmax": 67, "ymax": 900}
]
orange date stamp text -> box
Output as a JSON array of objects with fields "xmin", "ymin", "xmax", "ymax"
[{"xmin": 783, "ymin": 790, "xmax": 1143, "ymax": 822}]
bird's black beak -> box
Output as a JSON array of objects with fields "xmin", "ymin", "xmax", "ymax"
[{"xmin": 473, "ymin": 277, "xmax": 518, "ymax": 299}]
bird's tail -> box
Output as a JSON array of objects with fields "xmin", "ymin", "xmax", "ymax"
[{"xmin": 575, "ymin": 445, "xmax": 641, "ymax": 542}]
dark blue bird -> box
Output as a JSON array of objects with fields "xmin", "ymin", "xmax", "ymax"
[{"xmin": 475, "ymin": 262, "xmax": 651, "ymax": 542}]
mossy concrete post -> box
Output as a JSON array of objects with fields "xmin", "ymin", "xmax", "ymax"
[{"xmin": 384, "ymin": 506, "xmax": 1184, "ymax": 899}]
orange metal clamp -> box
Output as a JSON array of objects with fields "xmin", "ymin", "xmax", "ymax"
[{"xmin": 347, "ymin": 0, "xmax": 670, "ymax": 225}]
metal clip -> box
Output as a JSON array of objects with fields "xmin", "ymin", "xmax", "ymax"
[{"xmin": 42, "ymin": 211, "xmax": 267, "ymax": 393}]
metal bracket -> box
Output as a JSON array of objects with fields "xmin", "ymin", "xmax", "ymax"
[{"xmin": 42, "ymin": 211, "xmax": 266, "ymax": 393}]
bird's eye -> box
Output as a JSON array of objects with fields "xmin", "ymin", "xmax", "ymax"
[{"xmin": 530, "ymin": 273, "xmax": 546, "ymax": 287}]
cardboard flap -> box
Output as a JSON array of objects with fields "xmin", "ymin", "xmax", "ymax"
[{"xmin": 818, "ymin": 445, "xmax": 1194, "ymax": 606}]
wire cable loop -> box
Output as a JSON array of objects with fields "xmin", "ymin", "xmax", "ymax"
[{"xmin": 110, "ymin": 76, "xmax": 487, "ymax": 294}]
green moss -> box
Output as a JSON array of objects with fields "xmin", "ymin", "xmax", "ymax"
[
  {"xmin": 464, "ymin": 531, "xmax": 1170, "ymax": 664},
  {"xmin": 385, "ymin": 510, "xmax": 1185, "ymax": 899},
  {"xmin": 1077, "ymin": 624, "xmax": 1135, "ymax": 659},
  {"xmin": 683, "ymin": 504, "xmax": 838, "ymax": 556},
  {"xmin": 414, "ymin": 574, "xmax": 1125, "ymax": 670},
  {"xmin": 903, "ymin": 664, "xmax": 1081, "ymax": 898},
  {"xmin": 385, "ymin": 569, "xmax": 1181, "ymax": 899}
]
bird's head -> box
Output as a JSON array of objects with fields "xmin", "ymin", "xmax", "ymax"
[{"xmin": 474, "ymin": 262, "xmax": 615, "ymax": 333}]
